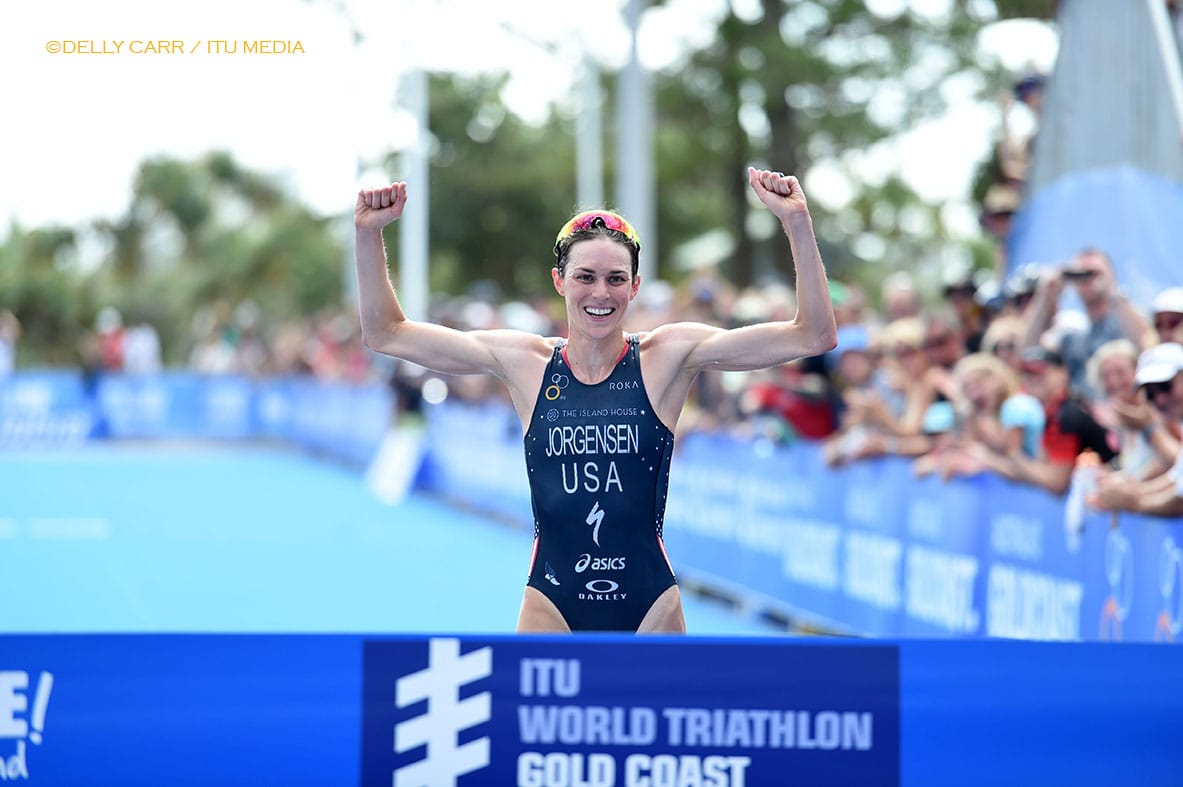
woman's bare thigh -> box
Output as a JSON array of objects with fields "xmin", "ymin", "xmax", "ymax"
[
  {"xmin": 516, "ymin": 584, "xmax": 685, "ymax": 633},
  {"xmin": 637, "ymin": 585, "xmax": 686, "ymax": 634},
  {"xmin": 516, "ymin": 586, "xmax": 571, "ymax": 633}
]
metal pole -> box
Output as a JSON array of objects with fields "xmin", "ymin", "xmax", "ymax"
[
  {"xmin": 399, "ymin": 68, "xmax": 430, "ymax": 321},
  {"xmin": 576, "ymin": 51, "xmax": 605, "ymax": 210},
  {"xmin": 1147, "ymin": 0, "xmax": 1183, "ymax": 141},
  {"xmin": 615, "ymin": 0, "xmax": 656, "ymax": 282}
]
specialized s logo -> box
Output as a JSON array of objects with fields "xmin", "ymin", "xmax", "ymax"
[
  {"xmin": 393, "ymin": 639, "xmax": 493, "ymax": 786},
  {"xmin": 586, "ymin": 501, "xmax": 605, "ymax": 546}
]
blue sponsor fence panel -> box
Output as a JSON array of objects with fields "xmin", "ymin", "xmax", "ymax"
[
  {"xmin": 1, "ymin": 634, "xmax": 1180, "ymax": 787},
  {"xmin": 0, "ymin": 370, "xmax": 94, "ymax": 445},
  {"xmin": 0, "ymin": 371, "xmax": 393, "ymax": 465},
  {"xmin": 97, "ymin": 373, "xmax": 257, "ymax": 439},
  {"xmin": 418, "ymin": 402, "xmax": 1183, "ymax": 643}
]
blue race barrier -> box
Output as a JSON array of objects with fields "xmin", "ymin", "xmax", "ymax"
[
  {"xmin": 1, "ymin": 633, "xmax": 1179, "ymax": 786},
  {"xmin": 419, "ymin": 401, "xmax": 1183, "ymax": 644},
  {"xmin": 0, "ymin": 371, "xmax": 393, "ymax": 466},
  {"xmin": 0, "ymin": 370, "xmax": 94, "ymax": 445}
]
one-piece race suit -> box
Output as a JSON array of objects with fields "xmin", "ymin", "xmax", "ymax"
[{"xmin": 523, "ymin": 335, "xmax": 677, "ymax": 631}]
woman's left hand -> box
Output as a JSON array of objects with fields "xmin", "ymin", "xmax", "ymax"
[{"xmin": 748, "ymin": 167, "xmax": 809, "ymax": 221}]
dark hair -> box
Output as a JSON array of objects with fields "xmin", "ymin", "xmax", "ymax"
[{"xmin": 554, "ymin": 221, "xmax": 640, "ymax": 279}]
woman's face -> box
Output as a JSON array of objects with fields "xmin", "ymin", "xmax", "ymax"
[
  {"xmin": 961, "ymin": 370, "xmax": 1002, "ymax": 413},
  {"xmin": 553, "ymin": 238, "xmax": 638, "ymax": 337},
  {"xmin": 1098, "ymin": 354, "xmax": 1136, "ymax": 401},
  {"xmin": 892, "ymin": 342, "xmax": 927, "ymax": 374}
]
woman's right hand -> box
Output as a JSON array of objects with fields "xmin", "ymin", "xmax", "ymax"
[{"xmin": 355, "ymin": 182, "xmax": 408, "ymax": 230}]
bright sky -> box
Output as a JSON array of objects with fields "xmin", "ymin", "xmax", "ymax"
[{"xmin": 1, "ymin": 0, "xmax": 1056, "ymax": 247}]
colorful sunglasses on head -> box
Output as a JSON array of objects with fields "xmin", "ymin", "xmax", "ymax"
[{"xmin": 553, "ymin": 210, "xmax": 641, "ymax": 256}]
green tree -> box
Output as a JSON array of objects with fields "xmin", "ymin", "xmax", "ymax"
[{"xmin": 1, "ymin": 152, "xmax": 348, "ymax": 366}]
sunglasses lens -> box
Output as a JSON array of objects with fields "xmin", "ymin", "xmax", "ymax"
[{"xmin": 555, "ymin": 211, "xmax": 640, "ymax": 253}]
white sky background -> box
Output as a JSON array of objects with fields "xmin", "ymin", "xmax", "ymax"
[{"xmin": 0, "ymin": 0, "xmax": 1056, "ymax": 249}]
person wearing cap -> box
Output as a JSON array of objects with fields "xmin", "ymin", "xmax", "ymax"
[
  {"xmin": 823, "ymin": 317, "xmax": 938, "ymax": 465},
  {"xmin": 1151, "ymin": 287, "xmax": 1183, "ymax": 344},
  {"xmin": 1086, "ymin": 339, "xmax": 1167, "ymax": 481},
  {"xmin": 1020, "ymin": 247, "xmax": 1157, "ymax": 399},
  {"xmin": 964, "ymin": 345, "xmax": 1116, "ymax": 495},
  {"xmin": 352, "ymin": 169, "xmax": 837, "ymax": 633},
  {"xmin": 895, "ymin": 308, "xmax": 967, "ymax": 437},
  {"xmin": 1088, "ymin": 343, "xmax": 1183, "ymax": 516},
  {"xmin": 941, "ymin": 268, "xmax": 986, "ymax": 355}
]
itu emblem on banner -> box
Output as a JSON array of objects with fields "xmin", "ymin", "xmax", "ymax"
[
  {"xmin": 393, "ymin": 639, "xmax": 493, "ymax": 786},
  {"xmin": 365, "ymin": 637, "xmax": 899, "ymax": 787},
  {"xmin": 364, "ymin": 638, "xmax": 494, "ymax": 786}
]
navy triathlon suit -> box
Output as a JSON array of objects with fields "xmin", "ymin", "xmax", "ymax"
[{"xmin": 524, "ymin": 335, "xmax": 677, "ymax": 631}]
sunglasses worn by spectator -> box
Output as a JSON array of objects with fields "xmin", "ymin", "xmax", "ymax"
[
  {"xmin": 1155, "ymin": 314, "xmax": 1183, "ymax": 333},
  {"xmin": 554, "ymin": 211, "xmax": 641, "ymax": 256},
  {"xmin": 1020, "ymin": 361, "xmax": 1054, "ymax": 376},
  {"xmin": 1142, "ymin": 380, "xmax": 1173, "ymax": 398}
]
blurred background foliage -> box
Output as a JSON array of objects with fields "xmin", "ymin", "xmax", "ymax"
[{"xmin": 0, "ymin": 0, "xmax": 1053, "ymax": 366}]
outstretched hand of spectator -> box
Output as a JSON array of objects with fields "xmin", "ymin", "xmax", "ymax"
[
  {"xmin": 1086, "ymin": 469, "xmax": 1134, "ymax": 512},
  {"xmin": 1110, "ymin": 394, "xmax": 1156, "ymax": 432}
]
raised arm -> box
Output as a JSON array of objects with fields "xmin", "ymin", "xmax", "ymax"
[
  {"xmin": 679, "ymin": 168, "xmax": 838, "ymax": 370},
  {"xmin": 354, "ymin": 182, "xmax": 521, "ymax": 377}
]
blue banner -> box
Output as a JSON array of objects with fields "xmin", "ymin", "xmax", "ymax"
[
  {"xmin": 0, "ymin": 371, "xmax": 393, "ymax": 466},
  {"xmin": 418, "ymin": 402, "xmax": 1183, "ymax": 644},
  {"xmin": 2, "ymin": 634, "xmax": 1180, "ymax": 786},
  {"xmin": 363, "ymin": 637, "xmax": 899, "ymax": 787}
]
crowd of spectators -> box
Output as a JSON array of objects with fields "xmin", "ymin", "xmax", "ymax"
[
  {"xmin": 718, "ymin": 247, "xmax": 1183, "ymax": 521},
  {"xmin": 24, "ymin": 236, "xmax": 1182, "ymax": 522}
]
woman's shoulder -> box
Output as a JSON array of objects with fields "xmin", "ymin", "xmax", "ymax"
[{"xmin": 637, "ymin": 321, "xmax": 722, "ymax": 347}]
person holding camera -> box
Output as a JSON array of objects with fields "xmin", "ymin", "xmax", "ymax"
[{"xmin": 1019, "ymin": 247, "xmax": 1156, "ymax": 399}]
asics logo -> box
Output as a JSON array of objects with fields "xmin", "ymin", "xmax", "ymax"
[{"xmin": 574, "ymin": 554, "xmax": 626, "ymax": 573}]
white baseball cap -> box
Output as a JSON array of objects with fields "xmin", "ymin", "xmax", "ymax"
[
  {"xmin": 1135, "ymin": 342, "xmax": 1183, "ymax": 386},
  {"xmin": 1151, "ymin": 287, "xmax": 1183, "ymax": 315}
]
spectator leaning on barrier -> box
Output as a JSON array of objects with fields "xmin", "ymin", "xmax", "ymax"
[
  {"xmin": 912, "ymin": 352, "xmax": 1044, "ymax": 480},
  {"xmin": 965, "ymin": 346, "xmax": 1116, "ymax": 496},
  {"xmin": 1089, "ymin": 342, "xmax": 1183, "ymax": 517},
  {"xmin": 896, "ymin": 308, "xmax": 966, "ymax": 437},
  {"xmin": 1085, "ymin": 339, "xmax": 1165, "ymax": 481},
  {"xmin": 1020, "ymin": 248, "xmax": 1157, "ymax": 399},
  {"xmin": 823, "ymin": 317, "xmax": 936, "ymax": 464}
]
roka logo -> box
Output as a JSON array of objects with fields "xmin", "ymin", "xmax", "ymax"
[{"xmin": 393, "ymin": 639, "xmax": 493, "ymax": 786}]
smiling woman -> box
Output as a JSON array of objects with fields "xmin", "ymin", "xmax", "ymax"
[{"xmin": 352, "ymin": 168, "xmax": 837, "ymax": 634}]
